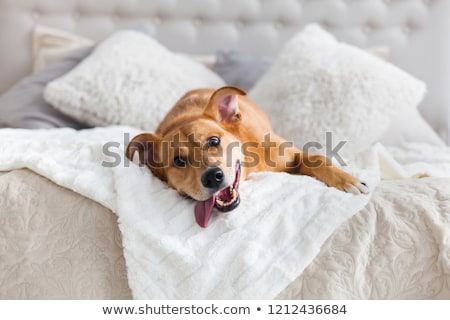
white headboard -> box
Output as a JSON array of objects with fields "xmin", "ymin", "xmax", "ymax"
[{"xmin": 0, "ymin": 0, "xmax": 449, "ymax": 141}]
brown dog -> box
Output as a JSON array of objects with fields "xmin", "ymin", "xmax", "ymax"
[{"xmin": 126, "ymin": 86, "xmax": 368, "ymax": 227}]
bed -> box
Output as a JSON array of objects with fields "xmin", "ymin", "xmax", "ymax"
[{"xmin": 1, "ymin": 0, "xmax": 450, "ymax": 299}]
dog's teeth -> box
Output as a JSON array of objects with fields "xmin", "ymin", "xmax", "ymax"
[{"xmin": 215, "ymin": 188, "xmax": 238, "ymax": 208}]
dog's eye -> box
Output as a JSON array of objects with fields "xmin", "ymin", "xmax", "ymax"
[
  {"xmin": 173, "ymin": 156, "xmax": 187, "ymax": 168},
  {"xmin": 206, "ymin": 136, "xmax": 221, "ymax": 148}
]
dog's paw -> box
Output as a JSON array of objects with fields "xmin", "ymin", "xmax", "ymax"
[
  {"xmin": 342, "ymin": 180, "xmax": 369, "ymax": 195},
  {"xmin": 330, "ymin": 172, "xmax": 369, "ymax": 195}
]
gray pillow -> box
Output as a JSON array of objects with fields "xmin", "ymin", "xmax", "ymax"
[
  {"xmin": 0, "ymin": 46, "xmax": 93, "ymax": 129},
  {"xmin": 213, "ymin": 50, "xmax": 273, "ymax": 91}
]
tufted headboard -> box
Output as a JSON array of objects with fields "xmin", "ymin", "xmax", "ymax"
[{"xmin": 0, "ymin": 0, "xmax": 449, "ymax": 141}]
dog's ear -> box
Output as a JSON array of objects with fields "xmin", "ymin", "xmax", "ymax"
[
  {"xmin": 203, "ymin": 86, "xmax": 246, "ymax": 124},
  {"xmin": 126, "ymin": 133, "xmax": 164, "ymax": 176}
]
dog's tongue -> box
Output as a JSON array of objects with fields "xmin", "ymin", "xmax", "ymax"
[{"xmin": 194, "ymin": 195, "xmax": 215, "ymax": 228}]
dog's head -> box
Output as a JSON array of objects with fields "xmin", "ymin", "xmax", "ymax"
[{"xmin": 126, "ymin": 86, "xmax": 246, "ymax": 227}]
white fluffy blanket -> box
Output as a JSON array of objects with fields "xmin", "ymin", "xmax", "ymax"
[{"xmin": 0, "ymin": 126, "xmax": 382, "ymax": 299}]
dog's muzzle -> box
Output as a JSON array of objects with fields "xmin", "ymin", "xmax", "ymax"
[{"xmin": 194, "ymin": 161, "xmax": 241, "ymax": 228}]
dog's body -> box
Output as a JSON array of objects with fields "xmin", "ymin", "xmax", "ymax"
[{"xmin": 126, "ymin": 86, "xmax": 368, "ymax": 227}]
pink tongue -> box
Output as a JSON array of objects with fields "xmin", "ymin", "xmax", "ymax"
[{"xmin": 194, "ymin": 195, "xmax": 215, "ymax": 228}]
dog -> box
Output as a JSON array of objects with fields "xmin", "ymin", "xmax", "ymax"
[{"xmin": 126, "ymin": 86, "xmax": 368, "ymax": 227}]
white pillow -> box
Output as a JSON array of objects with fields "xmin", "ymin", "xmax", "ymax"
[
  {"xmin": 248, "ymin": 24, "xmax": 427, "ymax": 156},
  {"xmin": 44, "ymin": 30, "xmax": 225, "ymax": 130}
]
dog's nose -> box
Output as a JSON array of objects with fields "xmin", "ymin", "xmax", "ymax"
[{"xmin": 201, "ymin": 167, "xmax": 224, "ymax": 189}]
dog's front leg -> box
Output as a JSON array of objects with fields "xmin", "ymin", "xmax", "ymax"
[
  {"xmin": 248, "ymin": 134, "xmax": 368, "ymax": 195},
  {"xmin": 268, "ymin": 141, "xmax": 368, "ymax": 195},
  {"xmin": 293, "ymin": 151, "xmax": 368, "ymax": 194}
]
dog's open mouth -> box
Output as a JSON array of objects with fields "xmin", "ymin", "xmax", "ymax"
[{"xmin": 194, "ymin": 161, "xmax": 241, "ymax": 228}]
